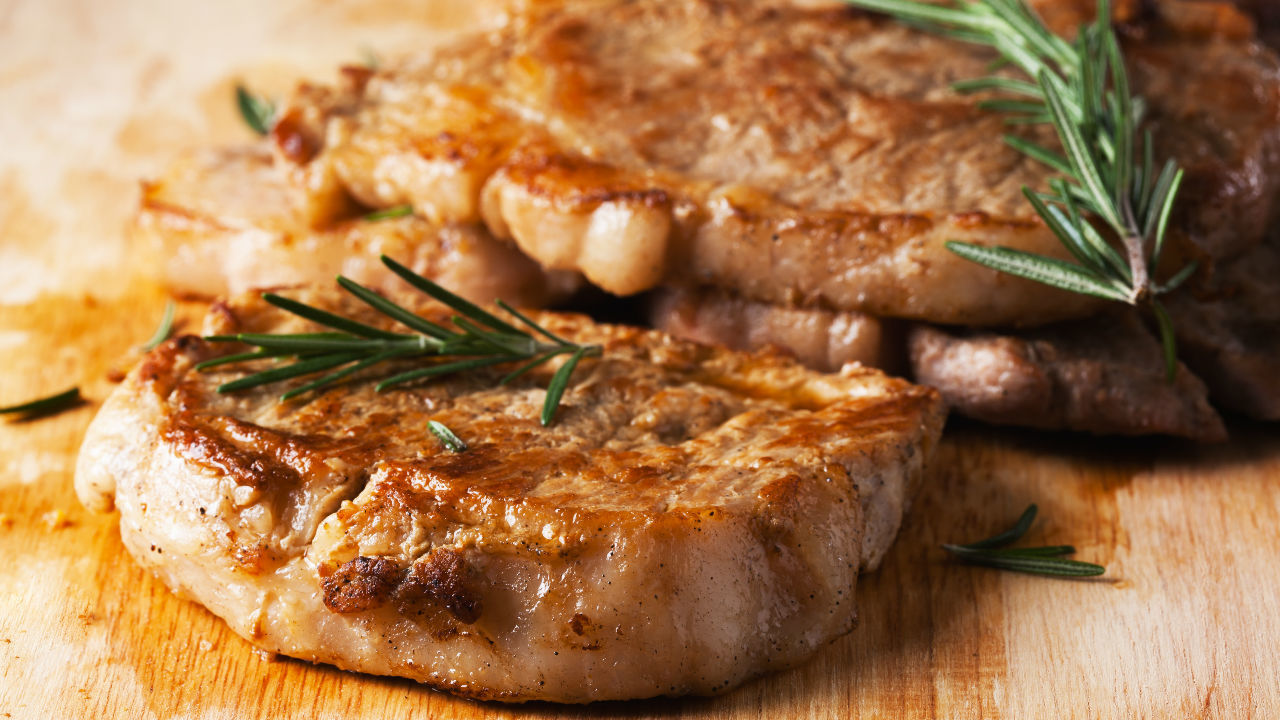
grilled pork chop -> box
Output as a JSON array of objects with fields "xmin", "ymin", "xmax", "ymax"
[
  {"xmin": 650, "ymin": 285, "xmax": 1236, "ymax": 438},
  {"xmin": 907, "ymin": 313, "xmax": 1227, "ymax": 440},
  {"xmin": 269, "ymin": 0, "xmax": 1280, "ymax": 326},
  {"xmin": 136, "ymin": 143, "xmax": 580, "ymax": 304},
  {"xmin": 649, "ymin": 285, "xmax": 903, "ymax": 374},
  {"xmin": 75, "ymin": 288, "xmax": 944, "ymax": 702}
]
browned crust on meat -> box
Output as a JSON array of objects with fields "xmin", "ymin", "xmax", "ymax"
[
  {"xmin": 75, "ymin": 287, "xmax": 944, "ymax": 702},
  {"xmin": 321, "ymin": 556, "xmax": 405, "ymax": 613}
]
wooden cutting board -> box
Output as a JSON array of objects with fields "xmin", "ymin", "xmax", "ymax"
[{"xmin": 1, "ymin": 1, "xmax": 1278, "ymax": 717}]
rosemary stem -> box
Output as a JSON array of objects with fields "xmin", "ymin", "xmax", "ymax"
[{"xmin": 1122, "ymin": 233, "xmax": 1149, "ymax": 303}]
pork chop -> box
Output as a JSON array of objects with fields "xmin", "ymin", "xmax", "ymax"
[
  {"xmin": 907, "ymin": 312, "xmax": 1226, "ymax": 440},
  {"xmin": 269, "ymin": 0, "xmax": 1280, "ymax": 326},
  {"xmin": 651, "ymin": 285, "xmax": 1234, "ymax": 438},
  {"xmin": 135, "ymin": 143, "xmax": 580, "ymax": 304},
  {"xmin": 649, "ymin": 285, "xmax": 903, "ymax": 374},
  {"xmin": 1164, "ymin": 236, "xmax": 1280, "ymax": 420},
  {"xmin": 75, "ymin": 287, "xmax": 944, "ymax": 702}
]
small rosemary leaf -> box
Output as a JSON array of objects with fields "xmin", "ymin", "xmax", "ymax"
[
  {"xmin": 945, "ymin": 549, "xmax": 1106, "ymax": 577},
  {"xmin": 541, "ymin": 346, "xmax": 589, "ymax": 427},
  {"xmin": 217, "ymin": 353, "xmax": 364, "ymax": 394},
  {"xmin": 1002, "ymin": 135, "xmax": 1072, "ymax": 176},
  {"xmin": 990, "ymin": 0, "xmax": 1072, "ymax": 68},
  {"xmin": 951, "ymin": 76, "xmax": 1041, "ymax": 97},
  {"xmin": 335, "ymin": 276, "xmax": 454, "ymax": 341},
  {"xmin": 1142, "ymin": 159, "xmax": 1178, "ymax": 241},
  {"xmin": 1023, "ymin": 190, "xmax": 1105, "ymax": 275},
  {"xmin": 194, "ymin": 349, "xmax": 282, "ymax": 371},
  {"xmin": 262, "ymin": 293, "xmax": 405, "ymax": 340},
  {"xmin": 0, "ymin": 387, "xmax": 83, "ymax": 418},
  {"xmin": 1151, "ymin": 300, "xmax": 1179, "ymax": 383},
  {"xmin": 380, "ymin": 256, "xmax": 524, "ymax": 336},
  {"xmin": 235, "ymin": 84, "xmax": 275, "ymax": 136},
  {"xmin": 1002, "ymin": 114, "xmax": 1053, "ymax": 126},
  {"xmin": 451, "ymin": 316, "xmax": 538, "ymax": 356},
  {"xmin": 945, "ymin": 242, "xmax": 1131, "ymax": 302},
  {"xmin": 279, "ymin": 348, "xmax": 417, "ymax": 401},
  {"xmin": 992, "ymin": 545, "xmax": 1077, "ymax": 557},
  {"xmin": 847, "ymin": 0, "xmax": 993, "ymax": 29},
  {"xmin": 978, "ymin": 99, "xmax": 1048, "ymax": 116},
  {"xmin": 959, "ymin": 503, "xmax": 1038, "ymax": 550},
  {"xmin": 364, "ymin": 204, "xmax": 414, "ymax": 222},
  {"xmin": 1155, "ymin": 260, "xmax": 1198, "ymax": 296},
  {"xmin": 225, "ymin": 333, "xmax": 373, "ymax": 352},
  {"xmin": 1152, "ymin": 168, "xmax": 1185, "ymax": 266},
  {"xmin": 499, "ymin": 350, "xmax": 563, "ymax": 386},
  {"xmin": 495, "ymin": 300, "xmax": 573, "ymax": 346},
  {"xmin": 428, "ymin": 420, "xmax": 468, "ymax": 453},
  {"xmin": 375, "ymin": 355, "xmax": 519, "ymax": 392},
  {"xmin": 142, "ymin": 300, "xmax": 176, "ymax": 351}
]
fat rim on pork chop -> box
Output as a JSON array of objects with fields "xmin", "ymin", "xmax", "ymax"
[{"xmin": 75, "ymin": 287, "xmax": 945, "ymax": 702}]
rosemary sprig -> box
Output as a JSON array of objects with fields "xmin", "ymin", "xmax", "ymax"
[
  {"xmin": 235, "ymin": 84, "xmax": 275, "ymax": 136},
  {"xmin": 943, "ymin": 504, "xmax": 1105, "ymax": 577},
  {"xmin": 847, "ymin": 0, "xmax": 1194, "ymax": 379},
  {"xmin": 141, "ymin": 300, "xmax": 176, "ymax": 351},
  {"xmin": 203, "ymin": 255, "xmax": 602, "ymax": 426},
  {"xmin": 428, "ymin": 420, "xmax": 468, "ymax": 452},
  {"xmin": 0, "ymin": 387, "xmax": 83, "ymax": 420}
]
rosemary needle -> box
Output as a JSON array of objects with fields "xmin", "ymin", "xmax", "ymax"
[
  {"xmin": 943, "ymin": 504, "xmax": 1105, "ymax": 577},
  {"xmin": 428, "ymin": 420, "xmax": 468, "ymax": 453},
  {"xmin": 364, "ymin": 205, "xmax": 415, "ymax": 222},
  {"xmin": 142, "ymin": 300, "xmax": 176, "ymax": 351},
  {"xmin": 847, "ymin": 0, "xmax": 1196, "ymax": 380},
  {"xmin": 235, "ymin": 84, "xmax": 275, "ymax": 136},
  {"xmin": 0, "ymin": 387, "xmax": 83, "ymax": 420}
]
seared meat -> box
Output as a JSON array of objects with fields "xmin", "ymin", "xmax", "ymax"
[
  {"xmin": 1165, "ymin": 238, "xmax": 1280, "ymax": 419},
  {"xmin": 649, "ymin": 285, "xmax": 903, "ymax": 374},
  {"xmin": 75, "ymin": 288, "xmax": 944, "ymax": 702},
  {"xmin": 270, "ymin": 0, "xmax": 1280, "ymax": 326},
  {"xmin": 135, "ymin": 144, "xmax": 580, "ymax": 304},
  {"xmin": 907, "ymin": 313, "xmax": 1225, "ymax": 440},
  {"xmin": 652, "ymin": 287, "xmax": 1237, "ymax": 438}
]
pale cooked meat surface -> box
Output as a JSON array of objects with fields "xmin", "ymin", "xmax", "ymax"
[
  {"xmin": 135, "ymin": 143, "xmax": 580, "ymax": 305},
  {"xmin": 271, "ymin": 0, "xmax": 1280, "ymax": 325},
  {"xmin": 907, "ymin": 313, "xmax": 1226, "ymax": 441},
  {"xmin": 75, "ymin": 288, "xmax": 944, "ymax": 703},
  {"xmin": 649, "ymin": 286, "xmax": 903, "ymax": 374}
]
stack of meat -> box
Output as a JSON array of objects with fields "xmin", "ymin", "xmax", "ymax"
[{"xmin": 136, "ymin": 0, "xmax": 1280, "ymax": 439}]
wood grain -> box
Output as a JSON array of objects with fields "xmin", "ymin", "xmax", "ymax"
[{"xmin": 1, "ymin": 1, "xmax": 1278, "ymax": 718}]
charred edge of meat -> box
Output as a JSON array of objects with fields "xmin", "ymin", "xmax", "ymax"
[
  {"xmin": 320, "ymin": 550, "xmax": 483, "ymax": 623},
  {"xmin": 320, "ymin": 555, "xmax": 404, "ymax": 614}
]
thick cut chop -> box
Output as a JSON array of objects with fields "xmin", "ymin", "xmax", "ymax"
[
  {"xmin": 649, "ymin": 285, "xmax": 903, "ymax": 374},
  {"xmin": 272, "ymin": 0, "xmax": 1280, "ymax": 325},
  {"xmin": 75, "ymin": 288, "xmax": 944, "ymax": 702},
  {"xmin": 135, "ymin": 143, "xmax": 579, "ymax": 304},
  {"xmin": 908, "ymin": 313, "xmax": 1226, "ymax": 440},
  {"xmin": 651, "ymin": 286, "xmax": 1232, "ymax": 438}
]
